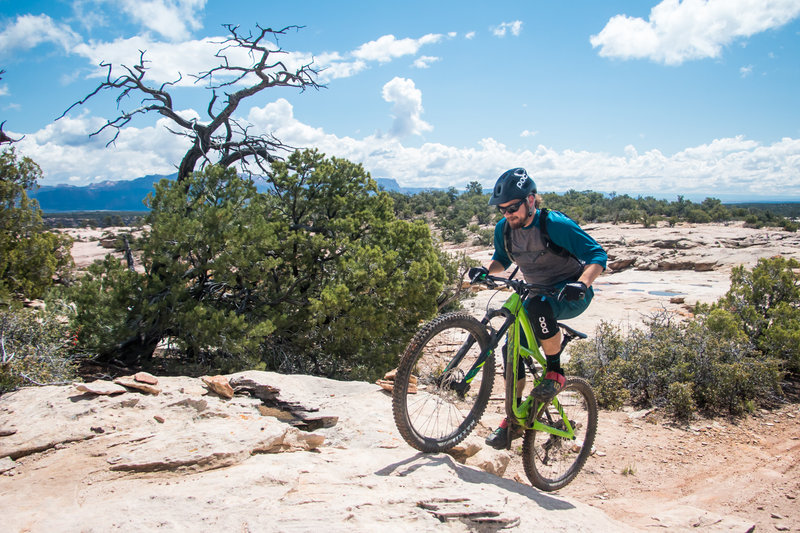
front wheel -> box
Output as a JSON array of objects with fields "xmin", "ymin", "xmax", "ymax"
[
  {"xmin": 392, "ymin": 312, "xmax": 494, "ymax": 452},
  {"xmin": 521, "ymin": 377, "xmax": 598, "ymax": 491}
]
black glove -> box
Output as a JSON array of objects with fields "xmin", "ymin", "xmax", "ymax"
[
  {"xmin": 468, "ymin": 266, "xmax": 489, "ymax": 283},
  {"xmin": 558, "ymin": 281, "xmax": 587, "ymax": 301}
]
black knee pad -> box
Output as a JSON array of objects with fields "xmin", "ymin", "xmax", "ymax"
[{"xmin": 526, "ymin": 297, "xmax": 559, "ymax": 340}]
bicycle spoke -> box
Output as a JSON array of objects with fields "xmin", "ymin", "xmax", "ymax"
[
  {"xmin": 522, "ymin": 377, "xmax": 598, "ymax": 491},
  {"xmin": 392, "ymin": 313, "xmax": 494, "ymax": 452}
]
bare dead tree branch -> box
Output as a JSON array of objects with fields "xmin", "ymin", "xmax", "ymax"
[
  {"xmin": 0, "ymin": 120, "xmax": 21, "ymax": 145},
  {"xmin": 0, "ymin": 70, "xmax": 23, "ymax": 145},
  {"xmin": 59, "ymin": 24, "xmax": 324, "ymax": 181}
]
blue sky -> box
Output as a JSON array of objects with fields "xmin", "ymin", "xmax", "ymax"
[{"xmin": 2, "ymin": 1, "xmax": 799, "ymax": 200}]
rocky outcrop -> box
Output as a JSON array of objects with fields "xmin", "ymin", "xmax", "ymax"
[
  {"xmin": 606, "ymin": 257, "xmax": 637, "ymax": 272},
  {"xmin": 596, "ymin": 222, "xmax": 800, "ymax": 274},
  {"xmin": 113, "ymin": 372, "xmax": 162, "ymax": 395},
  {"xmin": 0, "ymin": 373, "xmax": 327, "ymax": 469},
  {"xmin": 0, "ymin": 371, "xmax": 630, "ymax": 532},
  {"xmin": 201, "ymin": 374, "xmax": 235, "ymax": 398}
]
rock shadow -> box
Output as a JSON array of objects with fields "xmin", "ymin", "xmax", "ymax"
[{"xmin": 374, "ymin": 451, "xmax": 575, "ymax": 511}]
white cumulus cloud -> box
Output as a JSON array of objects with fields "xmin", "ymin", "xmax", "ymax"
[
  {"xmin": 0, "ymin": 14, "xmax": 81, "ymax": 57},
  {"xmin": 413, "ymin": 56, "xmax": 441, "ymax": 69},
  {"xmin": 18, "ymin": 113, "xmax": 192, "ymax": 185},
  {"xmin": 119, "ymin": 0, "xmax": 207, "ymax": 41},
  {"xmin": 352, "ymin": 34, "xmax": 444, "ymax": 62},
  {"xmin": 590, "ymin": 0, "xmax": 800, "ymax": 65},
  {"xmin": 16, "ymin": 99, "xmax": 800, "ymax": 200},
  {"xmin": 73, "ymin": 36, "xmax": 226, "ymax": 85},
  {"xmin": 492, "ymin": 21, "xmax": 523, "ymax": 37},
  {"xmin": 381, "ymin": 77, "xmax": 433, "ymax": 138},
  {"xmin": 71, "ymin": 34, "xmax": 313, "ymax": 88},
  {"xmin": 188, "ymin": 100, "xmax": 800, "ymax": 199}
]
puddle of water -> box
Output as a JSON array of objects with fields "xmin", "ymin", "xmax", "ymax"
[{"xmin": 648, "ymin": 290, "xmax": 686, "ymax": 296}]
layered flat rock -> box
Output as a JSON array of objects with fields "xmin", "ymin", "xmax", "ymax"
[{"xmin": 0, "ymin": 371, "xmax": 632, "ymax": 532}]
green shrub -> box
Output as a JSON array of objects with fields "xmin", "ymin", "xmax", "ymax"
[
  {"xmin": 686, "ymin": 208, "xmax": 712, "ymax": 223},
  {"xmin": 472, "ymin": 228, "xmax": 494, "ymax": 246},
  {"xmin": 781, "ymin": 219, "xmax": 799, "ymax": 232},
  {"xmin": 760, "ymin": 303, "xmax": 800, "ymax": 373},
  {"xmin": 667, "ymin": 382, "xmax": 696, "ymax": 420},
  {"xmin": 567, "ymin": 312, "xmax": 782, "ymax": 416},
  {"xmin": 591, "ymin": 361, "xmax": 631, "ymax": 410},
  {"xmin": 0, "ymin": 305, "xmax": 77, "ymax": 393},
  {"xmin": 713, "ymin": 256, "xmax": 800, "ymax": 374},
  {"xmin": 566, "ymin": 322, "xmax": 632, "ymax": 410},
  {"xmin": 569, "ymin": 258, "xmax": 799, "ymax": 419},
  {"xmin": 452, "ymin": 229, "xmax": 468, "ymax": 244}
]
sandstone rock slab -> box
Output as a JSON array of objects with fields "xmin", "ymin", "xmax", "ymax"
[
  {"xmin": 114, "ymin": 376, "xmax": 161, "ymax": 395},
  {"xmin": 133, "ymin": 371, "xmax": 158, "ymax": 385},
  {"xmin": 201, "ymin": 375, "xmax": 234, "ymax": 399},
  {"xmin": 74, "ymin": 380, "xmax": 127, "ymax": 396}
]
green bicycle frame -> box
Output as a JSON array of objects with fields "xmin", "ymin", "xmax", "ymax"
[{"xmin": 503, "ymin": 292, "xmax": 575, "ymax": 439}]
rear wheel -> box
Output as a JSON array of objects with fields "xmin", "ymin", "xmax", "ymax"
[
  {"xmin": 521, "ymin": 377, "xmax": 598, "ymax": 491},
  {"xmin": 392, "ymin": 312, "xmax": 494, "ymax": 452}
]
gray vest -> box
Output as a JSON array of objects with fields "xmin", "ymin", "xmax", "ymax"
[{"xmin": 505, "ymin": 219, "xmax": 584, "ymax": 286}]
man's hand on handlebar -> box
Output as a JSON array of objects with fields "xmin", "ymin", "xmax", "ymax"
[
  {"xmin": 468, "ymin": 266, "xmax": 489, "ymax": 284},
  {"xmin": 558, "ymin": 281, "xmax": 587, "ymax": 301}
]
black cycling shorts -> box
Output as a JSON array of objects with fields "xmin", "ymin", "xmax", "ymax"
[{"xmin": 525, "ymin": 296, "xmax": 559, "ymax": 340}]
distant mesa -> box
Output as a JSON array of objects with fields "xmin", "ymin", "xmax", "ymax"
[
  {"xmin": 31, "ymin": 174, "xmax": 431, "ymax": 212},
  {"xmin": 31, "ymin": 174, "xmax": 176, "ymax": 212}
]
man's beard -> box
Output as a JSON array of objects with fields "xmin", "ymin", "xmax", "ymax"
[
  {"xmin": 506, "ymin": 209, "xmax": 532, "ymax": 229},
  {"xmin": 506, "ymin": 217, "xmax": 526, "ymax": 229}
]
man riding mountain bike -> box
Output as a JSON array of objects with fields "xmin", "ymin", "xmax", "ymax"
[{"xmin": 468, "ymin": 168, "xmax": 607, "ymax": 450}]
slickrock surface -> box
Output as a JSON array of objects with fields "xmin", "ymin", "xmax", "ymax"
[{"xmin": 1, "ymin": 371, "xmax": 630, "ymax": 532}]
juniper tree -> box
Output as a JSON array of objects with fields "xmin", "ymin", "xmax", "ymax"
[
  {"xmin": 0, "ymin": 149, "xmax": 73, "ymax": 303},
  {"xmin": 69, "ymin": 151, "xmax": 446, "ymax": 379}
]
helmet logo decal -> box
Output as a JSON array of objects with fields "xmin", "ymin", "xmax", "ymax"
[
  {"xmin": 488, "ymin": 167, "xmax": 535, "ymax": 206},
  {"xmin": 514, "ymin": 169, "xmax": 529, "ymax": 190}
]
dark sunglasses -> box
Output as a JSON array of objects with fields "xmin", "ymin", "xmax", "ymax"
[{"xmin": 498, "ymin": 199, "xmax": 526, "ymax": 215}]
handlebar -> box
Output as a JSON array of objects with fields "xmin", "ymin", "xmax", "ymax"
[{"xmin": 474, "ymin": 274, "xmax": 561, "ymax": 299}]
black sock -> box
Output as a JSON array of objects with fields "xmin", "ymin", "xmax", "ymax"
[{"xmin": 545, "ymin": 350, "xmax": 563, "ymax": 375}]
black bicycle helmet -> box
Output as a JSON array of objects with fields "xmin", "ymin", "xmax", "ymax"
[{"xmin": 488, "ymin": 167, "xmax": 537, "ymax": 206}]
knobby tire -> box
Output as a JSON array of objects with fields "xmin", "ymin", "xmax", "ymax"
[
  {"xmin": 521, "ymin": 376, "xmax": 598, "ymax": 491},
  {"xmin": 392, "ymin": 312, "xmax": 494, "ymax": 452}
]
